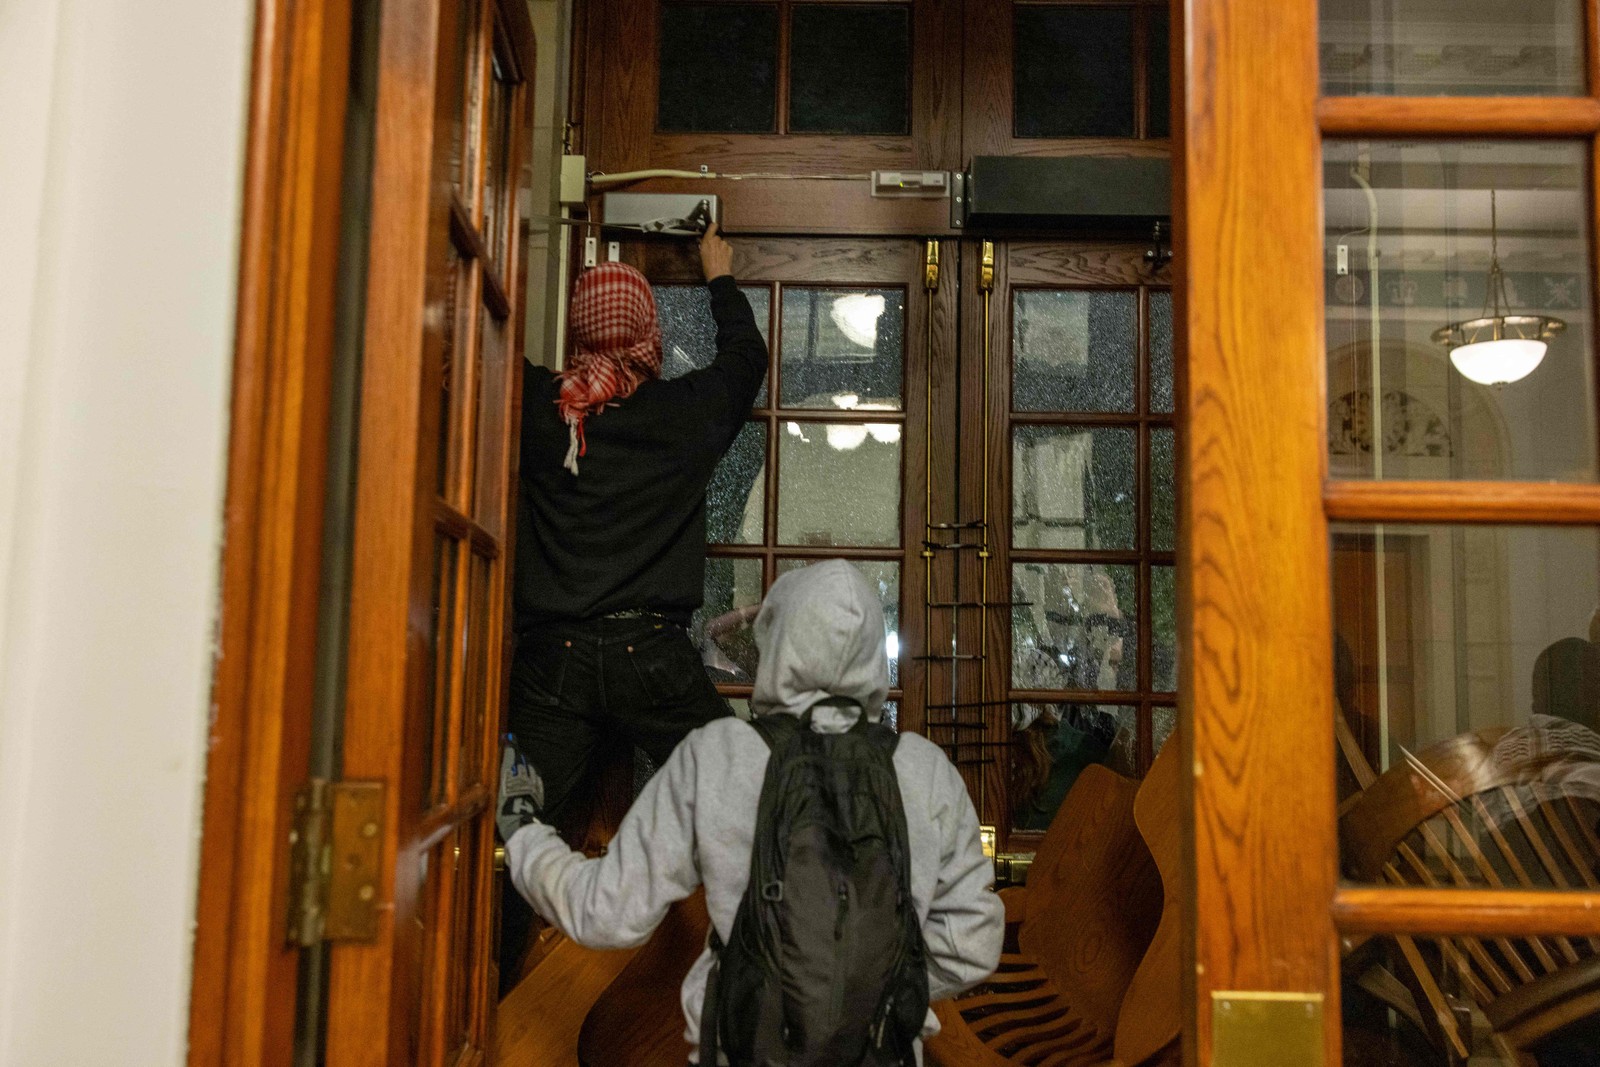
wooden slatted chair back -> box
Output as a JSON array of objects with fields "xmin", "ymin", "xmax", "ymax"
[{"xmin": 1340, "ymin": 724, "xmax": 1600, "ymax": 1057}]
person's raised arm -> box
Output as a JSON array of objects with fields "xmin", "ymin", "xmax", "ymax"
[
  {"xmin": 504, "ymin": 734, "xmax": 702, "ymax": 950},
  {"xmin": 697, "ymin": 222, "xmax": 768, "ymax": 417}
]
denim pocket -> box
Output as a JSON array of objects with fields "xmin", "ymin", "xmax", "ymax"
[
  {"xmin": 512, "ymin": 635, "xmax": 570, "ymax": 706},
  {"xmin": 626, "ymin": 627, "xmax": 706, "ymax": 706}
]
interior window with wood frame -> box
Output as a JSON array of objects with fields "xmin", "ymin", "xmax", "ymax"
[{"xmin": 1314, "ymin": 0, "xmax": 1600, "ymax": 1063}]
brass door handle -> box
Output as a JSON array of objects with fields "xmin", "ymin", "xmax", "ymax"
[{"xmin": 494, "ymin": 845, "xmax": 507, "ymax": 873}]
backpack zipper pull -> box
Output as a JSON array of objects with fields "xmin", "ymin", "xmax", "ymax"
[{"xmin": 834, "ymin": 881, "xmax": 848, "ymax": 940}]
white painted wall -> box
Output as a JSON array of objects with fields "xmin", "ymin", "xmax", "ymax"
[{"xmin": 0, "ymin": 1, "xmax": 254, "ymax": 1063}]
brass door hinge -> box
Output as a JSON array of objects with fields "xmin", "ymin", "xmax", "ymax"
[{"xmin": 287, "ymin": 778, "xmax": 385, "ymax": 947}]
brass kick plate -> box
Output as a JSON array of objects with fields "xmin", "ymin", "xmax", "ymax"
[{"xmin": 1212, "ymin": 991, "xmax": 1323, "ymax": 1067}]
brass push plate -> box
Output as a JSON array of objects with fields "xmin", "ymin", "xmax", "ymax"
[{"xmin": 1212, "ymin": 991, "xmax": 1323, "ymax": 1067}]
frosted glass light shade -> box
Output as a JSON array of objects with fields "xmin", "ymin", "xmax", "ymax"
[{"xmin": 1448, "ymin": 337, "xmax": 1547, "ymax": 385}]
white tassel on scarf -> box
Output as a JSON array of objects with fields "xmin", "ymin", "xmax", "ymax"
[{"xmin": 563, "ymin": 414, "xmax": 582, "ymax": 475}]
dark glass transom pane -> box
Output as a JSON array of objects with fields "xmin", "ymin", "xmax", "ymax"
[
  {"xmin": 1014, "ymin": 5, "xmax": 1136, "ymax": 139},
  {"xmin": 1012, "ymin": 702, "xmax": 1139, "ymax": 830},
  {"xmin": 658, "ymin": 3, "xmax": 779, "ymax": 133},
  {"xmin": 1012, "ymin": 562, "xmax": 1138, "ymax": 692},
  {"xmin": 1012, "ymin": 426, "xmax": 1136, "ymax": 550},
  {"xmin": 780, "ymin": 287, "xmax": 905, "ymax": 410},
  {"xmin": 1146, "ymin": 7, "xmax": 1170, "ymax": 139},
  {"xmin": 656, "ymin": 284, "xmax": 772, "ymax": 405},
  {"xmin": 789, "ymin": 5, "xmax": 911, "ymax": 135},
  {"xmin": 707, "ymin": 421, "xmax": 767, "ymax": 545},
  {"xmin": 1013, "ymin": 289, "xmax": 1137, "ymax": 412}
]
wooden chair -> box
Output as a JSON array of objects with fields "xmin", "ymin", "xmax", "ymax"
[
  {"xmin": 926, "ymin": 742, "xmax": 1181, "ymax": 1067},
  {"xmin": 1340, "ymin": 724, "xmax": 1600, "ymax": 1063}
]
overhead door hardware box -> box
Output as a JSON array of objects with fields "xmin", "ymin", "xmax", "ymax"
[{"xmin": 962, "ymin": 156, "xmax": 1170, "ymax": 233}]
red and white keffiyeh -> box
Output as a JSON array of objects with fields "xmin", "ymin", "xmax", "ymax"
[{"xmin": 556, "ymin": 262, "xmax": 663, "ymax": 474}]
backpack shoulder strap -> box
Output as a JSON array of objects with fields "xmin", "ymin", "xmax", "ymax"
[{"xmin": 748, "ymin": 711, "xmax": 798, "ymax": 751}]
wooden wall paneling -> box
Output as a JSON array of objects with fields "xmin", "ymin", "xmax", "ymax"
[
  {"xmin": 189, "ymin": 0, "xmax": 354, "ymax": 1063},
  {"xmin": 590, "ymin": 0, "xmax": 655, "ymax": 173},
  {"xmin": 325, "ymin": 0, "xmax": 443, "ymax": 1059},
  {"xmin": 1177, "ymin": 0, "xmax": 1339, "ymax": 1064}
]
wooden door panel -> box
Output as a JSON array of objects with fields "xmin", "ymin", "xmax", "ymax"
[
  {"xmin": 325, "ymin": 0, "xmax": 533, "ymax": 1063},
  {"xmin": 622, "ymin": 235, "xmax": 950, "ymax": 777},
  {"xmin": 972, "ymin": 240, "xmax": 1174, "ymax": 850}
]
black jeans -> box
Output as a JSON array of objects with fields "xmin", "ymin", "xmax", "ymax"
[
  {"xmin": 508, "ymin": 616, "xmax": 731, "ymax": 827},
  {"xmin": 499, "ymin": 616, "xmax": 730, "ymax": 992}
]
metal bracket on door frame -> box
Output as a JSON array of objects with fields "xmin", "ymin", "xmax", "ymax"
[{"xmin": 287, "ymin": 778, "xmax": 386, "ymax": 946}]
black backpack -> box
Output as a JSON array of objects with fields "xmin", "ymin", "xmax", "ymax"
[{"xmin": 699, "ymin": 704, "xmax": 929, "ymax": 1067}]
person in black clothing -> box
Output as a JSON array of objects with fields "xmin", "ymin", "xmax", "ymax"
[{"xmin": 499, "ymin": 225, "xmax": 764, "ymax": 982}]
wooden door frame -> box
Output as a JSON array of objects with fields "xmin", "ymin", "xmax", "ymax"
[
  {"xmin": 189, "ymin": 0, "xmax": 355, "ymax": 1063},
  {"xmin": 1180, "ymin": 0, "xmax": 1600, "ymax": 1063},
  {"xmin": 1175, "ymin": 0, "xmax": 1338, "ymax": 1057}
]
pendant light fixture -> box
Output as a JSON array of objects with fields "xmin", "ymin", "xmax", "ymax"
[{"xmin": 1432, "ymin": 189, "xmax": 1565, "ymax": 385}]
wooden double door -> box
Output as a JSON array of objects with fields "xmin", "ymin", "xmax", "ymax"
[{"xmin": 620, "ymin": 234, "xmax": 1176, "ymax": 851}]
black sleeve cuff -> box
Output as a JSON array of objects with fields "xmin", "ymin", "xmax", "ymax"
[{"xmin": 707, "ymin": 274, "xmax": 738, "ymax": 294}]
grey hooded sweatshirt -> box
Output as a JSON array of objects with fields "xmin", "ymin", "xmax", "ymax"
[{"xmin": 507, "ymin": 559, "xmax": 1004, "ymax": 1064}]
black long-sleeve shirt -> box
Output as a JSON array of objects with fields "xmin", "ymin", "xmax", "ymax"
[{"xmin": 515, "ymin": 275, "xmax": 767, "ymax": 628}]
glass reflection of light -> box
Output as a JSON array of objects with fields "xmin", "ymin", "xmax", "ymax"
[
  {"xmin": 821, "ymin": 422, "xmax": 899, "ymax": 451},
  {"xmin": 867, "ymin": 424, "xmax": 900, "ymax": 444},
  {"xmin": 830, "ymin": 293, "xmax": 886, "ymax": 349},
  {"xmin": 826, "ymin": 424, "xmax": 869, "ymax": 450},
  {"xmin": 885, "ymin": 631, "xmax": 899, "ymax": 660}
]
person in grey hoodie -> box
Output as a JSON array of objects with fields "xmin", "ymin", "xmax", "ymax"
[{"xmin": 502, "ymin": 559, "xmax": 1004, "ymax": 1064}]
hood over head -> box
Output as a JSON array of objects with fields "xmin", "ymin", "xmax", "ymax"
[{"xmin": 751, "ymin": 560, "xmax": 888, "ymax": 731}]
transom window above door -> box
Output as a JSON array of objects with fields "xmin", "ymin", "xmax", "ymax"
[{"xmin": 657, "ymin": 1, "xmax": 912, "ymax": 135}]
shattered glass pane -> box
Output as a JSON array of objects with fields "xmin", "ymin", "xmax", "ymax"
[
  {"xmin": 1152, "ymin": 426, "xmax": 1175, "ymax": 553},
  {"xmin": 707, "ymin": 422, "xmax": 766, "ymax": 545},
  {"xmin": 1149, "ymin": 290, "xmax": 1173, "ymax": 414},
  {"xmin": 1014, "ymin": 290, "xmax": 1137, "ymax": 413},
  {"xmin": 776, "ymin": 421, "xmax": 902, "ymax": 547},
  {"xmin": 656, "ymin": 285, "xmax": 772, "ymax": 406},
  {"xmin": 691, "ymin": 556, "xmax": 762, "ymax": 684},
  {"xmin": 780, "ymin": 287, "xmax": 904, "ymax": 410},
  {"xmin": 1011, "ymin": 562, "xmax": 1138, "ymax": 692},
  {"xmin": 1012, "ymin": 425, "xmax": 1136, "ymax": 550}
]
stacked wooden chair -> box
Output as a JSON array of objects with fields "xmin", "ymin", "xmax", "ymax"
[
  {"xmin": 925, "ymin": 741, "xmax": 1182, "ymax": 1067},
  {"xmin": 1339, "ymin": 723, "xmax": 1600, "ymax": 1063}
]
